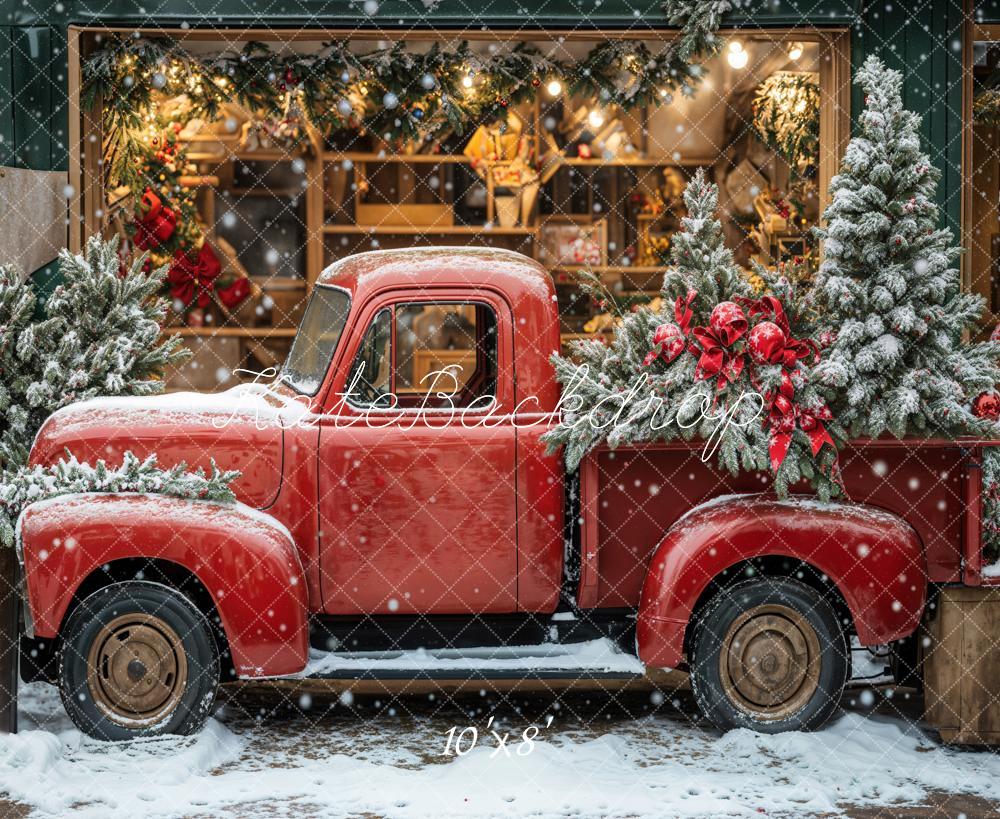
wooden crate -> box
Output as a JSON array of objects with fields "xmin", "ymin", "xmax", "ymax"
[{"xmin": 923, "ymin": 586, "xmax": 1000, "ymax": 744}]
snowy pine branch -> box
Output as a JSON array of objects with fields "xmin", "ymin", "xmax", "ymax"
[{"xmin": 0, "ymin": 451, "xmax": 240, "ymax": 548}]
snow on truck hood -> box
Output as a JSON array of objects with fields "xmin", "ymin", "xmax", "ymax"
[{"xmin": 29, "ymin": 385, "xmax": 305, "ymax": 510}]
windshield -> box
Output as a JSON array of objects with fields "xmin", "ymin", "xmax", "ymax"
[{"xmin": 281, "ymin": 285, "xmax": 351, "ymax": 395}]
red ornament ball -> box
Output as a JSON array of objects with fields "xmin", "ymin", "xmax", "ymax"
[
  {"xmin": 652, "ymin": 322, "xmax": 686, "ymax": 364},
  {"xmin": 709, "ymin": 301, "xmax": 747, "ymax": 346},
  {"xmin": 991, "ymin": 323, "xmax": 1000, "ymax": 343},
  {"xmin": 747, "ymin": 320, "xmax": 786, "ymax": 365},
  {"xmin": 974, "ymin": 391, "xmax": 1000, "ymax": 422}
]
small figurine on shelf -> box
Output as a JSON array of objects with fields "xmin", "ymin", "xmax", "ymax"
[
  {"xmin": 640, "ymin": 234, "xmax": 672, "ymax": 267},
  {"xmin": 464, "ymin": 114, "xmax": 540, "ymax": 227},
  {"xmin": 638, "ymin": 190, "xmax": 666, "ymax": 218}
]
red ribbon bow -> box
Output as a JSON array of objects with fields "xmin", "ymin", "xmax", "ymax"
[
  {"xmin": 766, "ymin": 371, "xmax": 835, "ymax": 471},
  {"xmin": 217, "ymin": 276, "xmax": 252, "ymax": 309},
  {"xmin": 168, "ymin": 243, "xmax": 222, "ymax": 308},
  {"xmin": 133, "ymin": 189, "xmax": 177, "ymax": 250},
  {"xmin": 690, "ymin": 326, "xmax": 746, "ymax": 389},
  {"xmin": 690, "ymin": 300, "xmax": 747, "ymax": 390}
]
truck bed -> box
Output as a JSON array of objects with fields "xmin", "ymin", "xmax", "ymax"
[{"xmin": 577, "ymin": 439, "xmax": 980, "ymax": 609}]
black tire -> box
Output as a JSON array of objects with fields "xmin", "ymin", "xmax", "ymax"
[
  {"xmin": 58, "ymin": 581, "xmax": 220, "ymax": 741},
  {"xmin": 689, "ymin": 577, "xmax": 849, "ymax": 733}
]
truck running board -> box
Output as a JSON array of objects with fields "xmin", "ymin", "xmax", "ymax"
[{"xmin": 293, "ymin": 637, "xmax": 648, "ymax": 681}]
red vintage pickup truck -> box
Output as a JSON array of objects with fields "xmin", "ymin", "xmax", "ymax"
[{"xmin": 15, "ymin": 247, "xmax": 995, "ymax": 740}]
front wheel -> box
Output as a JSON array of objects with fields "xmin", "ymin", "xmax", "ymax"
[
  {"xmin": 689, "ymin": 578, "xmax": 849, "ymax": 733},
  {"xmin": 58, "ymin": 581, "xmax": 220, "ymax": 741}
]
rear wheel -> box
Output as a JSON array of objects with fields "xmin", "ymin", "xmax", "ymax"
[
  {"xmin": 58, "ymin": 581, "xmax": 219, "ymax": 740},
  {"xmin": 689, "ymin": 578, "xmax": 848, "ymax": 733}
]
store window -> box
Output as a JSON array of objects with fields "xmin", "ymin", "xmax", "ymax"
[
  {"xmin": 969, "ymin": 31, "xmax": 1000, "ymax": 327},
  {"xmin": 70, "ymin": 30, "xmax": 847, "ymax": 391}
]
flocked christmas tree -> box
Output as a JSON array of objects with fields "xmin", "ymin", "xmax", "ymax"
[
  {"xmin": 544, "ymin": 170, "xmax": 842, "ymax": 498},
  {"xmin": 0, "ymin": 235, "xmax": 236, "ymax": 546},
  {"xmin": 812, "ymin": 56, "xmax": 1000, "ymax": 438},
  {"xmin": 0, "ymin": 235, "xmax": 189, "ymax": 470}
]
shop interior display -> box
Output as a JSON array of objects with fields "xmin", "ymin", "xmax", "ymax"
[{"xmin": 80, "ymin": 34, "xmax": 823, "ymax": 390}]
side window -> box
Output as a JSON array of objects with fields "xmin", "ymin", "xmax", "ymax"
[
  {"xmin": 347, "ymin": 308, "xmax": 392, "ymax": 407},
  {"xmin": 395, "ymin": 303, "xmax": 498, "ymax": 408},
  {"xmin": 347, "ymin": 301, "xmax": 499, "ymax": 410}
]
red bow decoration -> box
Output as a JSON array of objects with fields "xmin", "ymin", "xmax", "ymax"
[
  {"xmin": 690, "ymin": 301, "xmax": 747, "ymax": 390},
  {"xmin": 766, "ymin": 370, "xmax": 835, "ymax": 471},
  {"xmin": 643, "ymin": 291, "xmax": 696, "ymax": 367},
  {"xmin": 217, "ymin": 277, "xmax": 252, "ymax": 310},
  {"xmin": 168, "ymin": 243, "xmax": 222, "ymax": 308},
  {"xmin": 133, "ymin": 189, "xmax": 178, "ymax": 250}
]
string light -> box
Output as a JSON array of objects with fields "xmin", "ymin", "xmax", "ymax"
[
  {"xmin": 546, "ymin": 78, "xmax": 562, "ymax": 97},
  {"xmin": 588, "ymin": 108, "xmax": 605, "ymax": 128},
  {"xmin": 727, "ymin": 40, "xmax": 748, "ymax": 69},
  {"xmin": 787, "ymin": 41, "xmax": 804, "ymax": 61},
  {"xmin": 462, "ymin": 73, "xmax": 475, "ymax": 89}
]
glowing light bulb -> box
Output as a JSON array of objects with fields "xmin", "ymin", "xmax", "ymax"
[
  {"xmin": 546, "ymin": 79, "xmax": 562, "ymax": 97},
  {"xmin": 787, "ymin": 41, "xmax": 804, "ymax": 61},
  {"xmin": 588, "ymin": 108, "xmax": 605, "ymax": 129},
  {"xmin": 462, "ymin": 74, "xmax": 474, "ymax": 89},
  {"xmin": 727, "ymin": 41, "xmax": 748, "ymax": 69}
]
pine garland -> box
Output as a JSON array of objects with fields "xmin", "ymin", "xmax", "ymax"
[
  {"xmin": 752, "ymin": 71, "xmax": 820, "ymax": 177},
  {"xmin": 84, "ymin": 2, "xmax": 735, "ymax": 186},
  {"xmin": 0, "ymin": 452, "xmax": 239, "ymax": 548}
]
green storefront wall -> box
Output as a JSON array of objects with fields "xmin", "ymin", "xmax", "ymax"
[{"xmin": 0, "ymin": 0, "xmax": 974, "ymax": 255}]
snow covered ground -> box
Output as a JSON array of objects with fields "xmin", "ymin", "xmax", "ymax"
[{"xmin": 2, "ymin": 679, "xmax": 1000, "ymax": 818}]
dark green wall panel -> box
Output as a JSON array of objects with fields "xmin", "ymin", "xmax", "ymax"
[
  {"xmin": 48, "ymin": 28, "xmax": 67, "ymax": 170},
  {"xmin": 1, "ymin": 0, "xmax": 857, "ymax": 27},
  {"xmin": 0, "ymin": 28, "xmax": 12, "ymax": 167},
  {"xmin": 11, "ymin": 27, "xmax": 51, "ymax": 169},
  {"xmin": 6, "ymin": 25, "xmax": 66, "ymax": 170},
  {"xmin": 852, "ymin": 0, "xmax": 965, "ymax": 232}
]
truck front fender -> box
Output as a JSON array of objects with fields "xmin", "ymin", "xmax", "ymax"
[
  {"xmin": 18, "ymin": 493, "xmax": 309, "ymax": 678},
  {"xmin": 636, "ymin": 495, "xmax": 927, "ymax": 669}
]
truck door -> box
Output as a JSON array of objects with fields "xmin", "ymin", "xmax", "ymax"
[{"xmin": 317, "ymin": 290, "xmax": 518, "ymax": 615}]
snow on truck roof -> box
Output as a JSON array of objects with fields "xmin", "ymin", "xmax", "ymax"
[{"xmin": 316, "ymin": 246, "xmax": 554, "ymax": 301}]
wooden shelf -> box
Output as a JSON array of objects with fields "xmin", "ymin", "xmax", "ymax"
[
  {"xmin": 164, "ymin": 327, "xmax": 299, "ymax": 339},
  {"xmin": 322, "ymin": 224, "xmax": 537, "ymax": 236},
  {"xmin": 323, "ymin": 152, "xmax": 472, "ymax": 164},
  {"xmin": 321, "ymin": 152, "xmax": 714, "ymax": 168},
  {"xmin": 188, "ymin": 149, "xmax": 307, "ymax": 163},
  {"xmin": 560, "ymin": 156, "xmax": 713, "ymax": 167}
]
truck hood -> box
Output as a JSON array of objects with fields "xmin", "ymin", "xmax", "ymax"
[{"xmin": 28, "ymin": 385, "xmax": 303, "ymax": 509}]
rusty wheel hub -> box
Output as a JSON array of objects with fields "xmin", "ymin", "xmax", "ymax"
[
  {"xmin": 87, "ymin": 613, "xmax": 188, "ymax": 728},
  {"xmin": 719, "ymin": 603, "xmax": 821, "ymax": 721}
]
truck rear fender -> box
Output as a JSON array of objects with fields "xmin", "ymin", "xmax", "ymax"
[
  {"xmin": 636, "ymin": 495, "xmax": 927, "ymax": 669},
  {"xmin": 18, "ymin": 493, "xmax": 309, "ymax": 678}
]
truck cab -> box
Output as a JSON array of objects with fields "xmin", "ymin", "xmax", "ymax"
[{"xmin": 16, "ymin": 248, "xmax": 982, "ymax": 741}]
